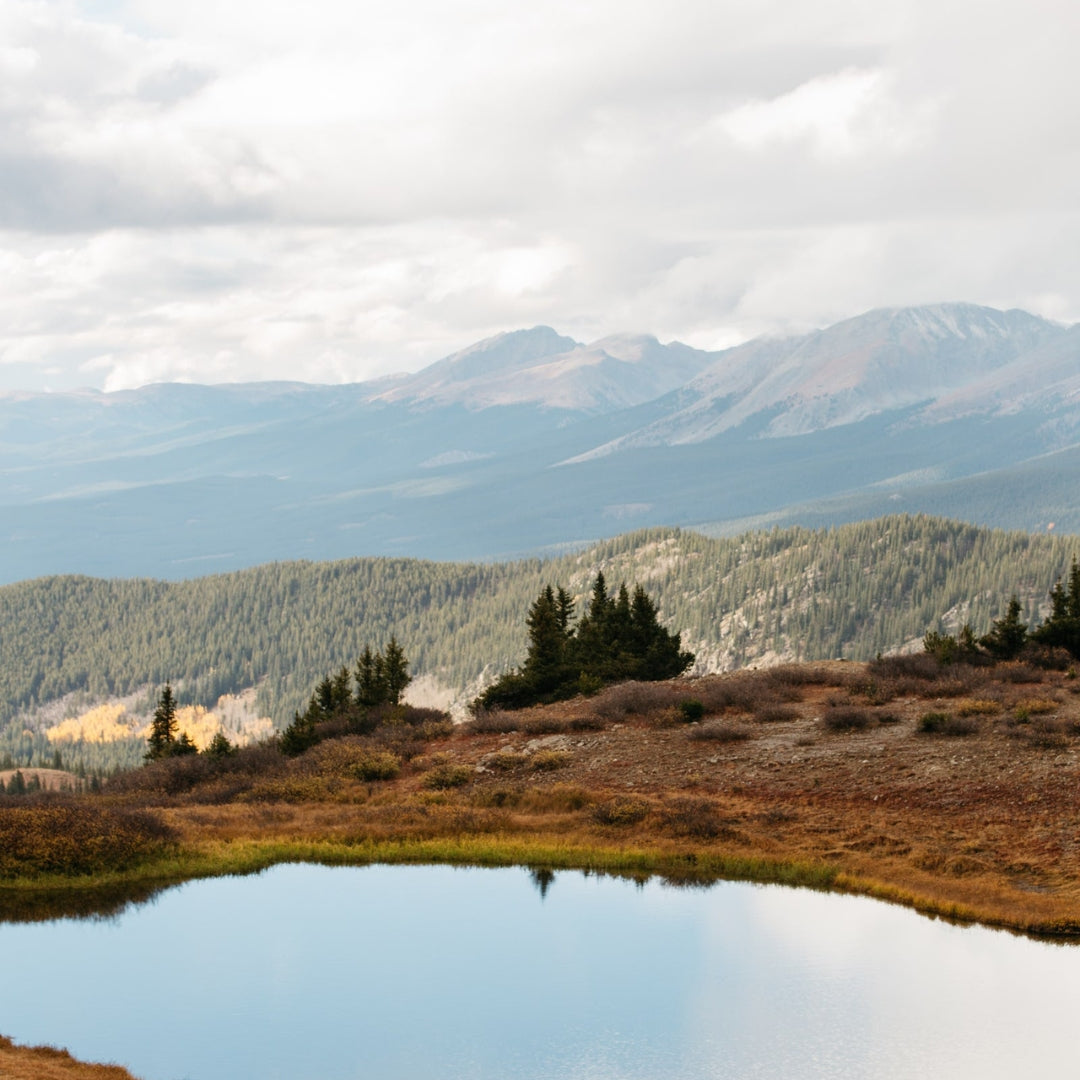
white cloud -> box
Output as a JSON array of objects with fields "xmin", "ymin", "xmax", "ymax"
[
  {"xmin": 716, "ymin": 68, "xmax": 931, "ymax": 158},
  {"xmin": 0, "ymin": 0, "xmax": 1077, "ymax": 389}
]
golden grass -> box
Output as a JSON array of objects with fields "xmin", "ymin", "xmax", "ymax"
[
  {"xmin": 954, "ymin": 698, "xmax": 1003, "ymax": 716},
  {"xmin": 0, "ymin": 1036, "xmax": 138, "ymax": 1079}
]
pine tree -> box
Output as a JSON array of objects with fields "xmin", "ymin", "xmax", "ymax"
[
  {"xmin": 980, "ymin": 596, "xmax": 1027, "ymax": 660},
  {"xmin": 355, "ymin": 645, "xmax": 384, "ymax": 708},
  {"xmin": 381, "ymin": 636, "xmax": 411, "ymax": 705},
  {"xmin": 521, "ymin": 586, "xmax": 571, "ymax": 695},
  {"xmin": 1033, "ymin": 557, "xmax": 1080, "ymax": 657},
  {"xmin": 172, "ymin": 732, "xmax": 198, "ymax": 756},
  {"xmin": 555, "ymin": 587, "xmax": 575, "ymax": 634},
  {"xmin": 631, "ymin": 584, "xmax": 695, "ymax": 680},
  {"xmin": 573, "ymin": 573, "xmax": 614, "ymax": 680},
  {"xmin": 205, "ymin": 731, "xmax": 236, "ymax": 758},
  {"xmin": 145, "ymin": 683, "xmax": 178, "ymax": 761},
  {"xmin": 280, "ymin": 709, "xmax": 317, "ymax": 756},
  {"xmin": 475, "ymin": 576, "xmax": 694, "ymax": 710}
]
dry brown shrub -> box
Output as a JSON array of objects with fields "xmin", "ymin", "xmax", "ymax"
[
  {"xmin": 421, "ymin": 763, "xmax": 473, "ymax": 790},
  {"xmin": 955, "ymin": 698, "xmax": 1003, "ymax": 717},
  {"xmin": 1014, "ymin": 697, "xmax": 1059, "ymax": 715},
  {"xmin": 107, "ymin": 741, "xmax": 287, "ymax": 802},
  {"xmin": 660, "ymin": 796, "xmax": 727, "ymax": 839},
  {"xmin": 857, "ymin": 678, "xmax": 898, "ymax": 705},
  {"xmin": 754, "ymin": 705, "xmax": 800, "ymax": 723},
  {"xmin": 821, "ymin": 706, "xmax": 874, "ymax": 731},
  {"xmin": 691, "ymin": 673, "xmax": 795, "ymax": 713},
  {"xmin": 1012, "ymin": 716, "xmax": 1070, "ymax": 749},
  {"xmin": 529, "ymin": 750, "xmax": 570, "ymax": 771},
  {"xmin": 242, "ymin": 775, "xmax": 346, "ymax": 803},
  {"xmin": 1018, "ymin": 642, "xmax": 1074, "ymax": 670},
  {"xmin": 471, "ymin": 786, "xmax": 522, "ymax": 808},
  {"xmin": 0, "ymin": 1035, "xmax": 138, "ymax": 1079},
  {"xmin": 487, "ymin": 751, "xmax": 529, "ymax": 771},
  {"xmin": 364, "ymin": 725, "xmax": 429, "ymax": 761},
  {"xmin": 687, "ymin": 721, "xmax": 753, "ymax": 743},
  {"xmin": 518, "ymin": 784, "xmax": 592, "ymax": 813},
  {"xmin": 591, "ymin": 681, "xmax": 681, "ymax": 719},
  {"xmin": 306, "ymin": 739, "xmax": 401, "ymax": 782},
  {"xmin": 0, "ymin": 804, "xmax": 174, "ymax": 877},
  {"xmin": 465, "ymin": 709, "xmax": 521, "ymax": 734},
  {"xmin": 995, "ymin": 663, "xmax": 1046, "ymax": 684},
  {"xmin": 592, "ymin": 796, "xmax": 651, "ymax": 826},
  {"xmin": 922, "ymin": 713, "xmax": 978, "ymax": 736},
  {"xmin": 868, "ymin": 653, "xmax": 942, "ymax": 681},
  {"xmin": 763, "ymin": 663, "xmax": 848, "ymax": 687}
]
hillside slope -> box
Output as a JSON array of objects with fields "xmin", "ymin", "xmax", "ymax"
[{"xmin": 2, "ymin": 515, "xmax": 1078, "ymax": 772}]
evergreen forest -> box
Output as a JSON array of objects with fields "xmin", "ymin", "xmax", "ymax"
[{"xmin": 1, "ymin": 514, "xmax": 1077, "ymax": 772}]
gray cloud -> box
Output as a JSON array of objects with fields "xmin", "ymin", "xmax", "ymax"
[{"xmin": 0, "ymin": 0, "xmax": 1077, "ymax": 389}]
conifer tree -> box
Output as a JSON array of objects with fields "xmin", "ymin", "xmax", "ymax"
[
  {"xmin": 475, "ymin": 575, "xmax": 694, "ymax": 710},
  {"xmin": 280, "ymin": 709, "xmax": 317, "ymax": 756},
  {"xmin": 355, "ymin": 645, "xmax": 384, "ymax": 708},
  {"xmin": 381, "ymin": 636, "xmax": 411, "ymax": 705},
  {"xmin": 331, "ymin": 666, "xmax": 352, "ymax": 711},
  {"xmin": 555, "ymin": 587, "xmax": 575, "ymax": 633},
  {"xmin": 522, "ymin": 586, "xmax": 571, "ymax": 695},
  {"xmin": 172, "ymin": 732, "xmax": 198, "ymax": 756},
  {"xmin": 1032, "ymin": 557, "xmax": 1080, "ymax": 657},
  {"xmin": 205, "ymin": 731, "xmax": 236, "ymax": 758},
  {"xmin": 980, "ymin": 596, "xmax": 1028, "ymax": 660},
  {"xmin": 145, "ymin": 683, "xmax": 178, "ymax": 761}
]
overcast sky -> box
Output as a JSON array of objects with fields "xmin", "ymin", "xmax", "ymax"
[{"xmin": 1, "ymin": 0, "xmax": 1078, "ymax": 391}]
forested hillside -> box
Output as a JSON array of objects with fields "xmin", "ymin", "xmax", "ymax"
[{"xmin": 1, "ymin": 515, "xmax": 1076, "ymax": 771}]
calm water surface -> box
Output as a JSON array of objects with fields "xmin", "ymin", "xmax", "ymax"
[{"xmin": 1, "ymin": 864, "xmax": 1078, "ymax": 1079}]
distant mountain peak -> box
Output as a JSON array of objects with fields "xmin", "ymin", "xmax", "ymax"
[
  {"xmin": 425, "ymin": 326, "xmax": 580, "ymax": 380},
  {"xmin": 564, "ymin": 301, "xmax": 1073, "ymax": 460},
  {"xmin": 372, "ymin": 326, "xmax": 715, "ymax": 412}
]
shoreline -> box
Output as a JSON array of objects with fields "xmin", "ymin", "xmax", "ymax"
[
  {"xmin": 2, "ymin": 831, "xmax": 1078, "ymax": 939},
  {"xmin": 5, "ymin": 657, "xmax": 1080, "ymax": 942}
]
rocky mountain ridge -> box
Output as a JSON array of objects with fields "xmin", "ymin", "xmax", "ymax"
[{"xmin": 1, "ymin": 302, "xmax": 1078, "ymax": 581}]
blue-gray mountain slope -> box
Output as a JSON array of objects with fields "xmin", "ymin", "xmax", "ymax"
[{"xmin": 1, "ymin": 303, "xmax": 1077, "ymax": 582}]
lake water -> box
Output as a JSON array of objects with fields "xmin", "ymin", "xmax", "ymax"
[{"xmin": 1, "ymin": 864, "xmax": 1078, "ymax": 1079}]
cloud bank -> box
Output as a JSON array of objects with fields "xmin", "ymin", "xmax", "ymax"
[{"xmin": 1, "ymin": 0, "xmax": 1078, "ymax": 390}]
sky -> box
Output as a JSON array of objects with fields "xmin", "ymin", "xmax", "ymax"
[{"xmin": 1, "ymin": 0, "xmax": 1078, "ymax": 391}]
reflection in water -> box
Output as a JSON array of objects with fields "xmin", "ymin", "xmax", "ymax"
[
  {"xmin": 0, "ymin": 863, "xmax": 1078, "ymax": 1080},
  {"xmin": 528, "ymin": 866, "xmax": 556, "ymax": 899}
]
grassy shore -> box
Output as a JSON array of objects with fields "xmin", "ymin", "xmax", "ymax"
[{"xmin": 4, "ymin": 657, "xmax": 1080, "ymax": 939}]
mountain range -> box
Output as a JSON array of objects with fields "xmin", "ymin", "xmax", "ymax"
[{"xmin": 1, "ymin": 302, "xmax": 1078, "ymax": 582}]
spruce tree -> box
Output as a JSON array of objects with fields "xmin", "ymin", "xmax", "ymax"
[
  {"xmin": 355, "ymin": 645, "xmax": 385, "ymax": 708},
  {"xmin": 522, "ymin": 586, "xmax": 571, "ymax": 695},
  {"xmin": 555, "ymin": 587, "xmax": 575, "ymax": 633},
  {"xmin": 280, "ymin": 709, "xmax": 317, "ymax": 756},
  {"xmin": 205, "ymin": 731, "xmax": 236, "ymax": 758},
  {"xmin": 1033, "ymin": 557, "xmax": 1080, "ymax": 657},
  {"xmin": 475, "ymin": 575, "xmax": 694, "ymax": 710},
  {"xmin": 980, "ymin": 596, "xmax": 1028, "ymax": 660},
  {"xmin": 381, "ymin": 636, "xmax": 411, "ymax": 706},
  {"xmin": 573, "ymin": 573, "xmax": 614, "ymax": 680},
  {"xmin": 172, "ymin": 732, "xmax": 199, "ymax": 756},
  {"xmin": 146, "ymin": 683, "xmax": 178, "ymax": 761}
]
